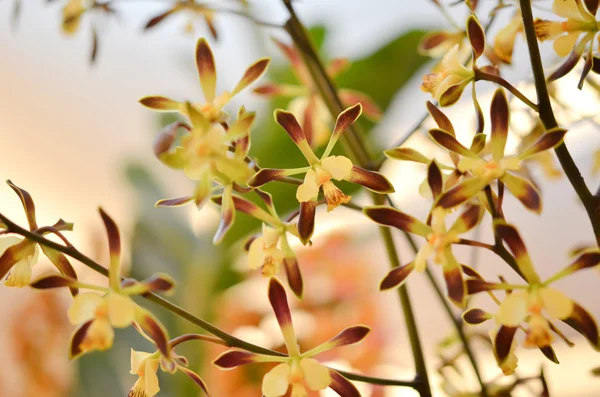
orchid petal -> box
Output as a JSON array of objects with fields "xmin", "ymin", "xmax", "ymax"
[
  {"xmin": 195, "ymin": 38, "xmax": 217, "ymax": 102},
  {"xmin": 380, "ymin": 262, "xmax": 415, "ymax": 290},
  {"xmin": 262, "ymin": 363, "xmax": 291, "ymax": 397},
  {"xmin": 364, "ymin": 206, "xmax": 432, "ymax": 237},
  {"xmin": 490, "ymin": 88, "xmax": 509, "ymax": 161},
  {"xmin": 231, "ymin": 58, "xmax": 270, "ymax": 96},
  {"xmin": 268, "ymin": 278, "xmax": 299, "ymax": 356},
  {"xmin": 301, "ymin": 358, "xmax": 332, "ymax": 391},
  {"xmin": 496, "ymin": 291, "xmax": 529, "ymax": 326},
  {"xmin": 501, "ymin": 172, "xmax": 542, "ymax": 214}
]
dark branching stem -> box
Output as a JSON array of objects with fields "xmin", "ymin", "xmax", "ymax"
[
  {"xmin": 0, "ymin": 213, "xmax": 418, "ymax": 389},
  {"xmin": 281, "ymin": 1, "xmax": 432, "ymax": 395},
  {"xmin": 519, "ymin": 0, "xmax": 600, "ymax": 247},
  {"xmin": 474, "ymin": 69, "xmax": 539, "ymax": 112},
  {"xmin": 283, "ymin": 1, "xmax": 432, "ymax": 392}
]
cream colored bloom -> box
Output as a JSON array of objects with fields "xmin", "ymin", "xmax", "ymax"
[
  {"xmin": 296, "ymin": 155, "xmax": 353, "ymax": 211},
  {"xmin": 421, "ymin": 45, "xmax": 474, "ymax": 104},
  {"xmin": 214, "ymin": 279, "xmax": 370, "ymax": 396},
  {"xmin": 414, "ymin": 208, "xmax": 459, "ymax": 271},
  {"xmin": 68, "ymin": 292, "xmax": 138, "ymax": 352},
  {"xmin": 496, "ymin": 286, "xmax": 573, "ymax": 348},
  {"xmin": 128, "ymin": 350, "xmax": 161, "ymax": 397},
  {"xmin": 535, "ymin": 0, "xmax": 598, "ymax": 57},
  {"xmin": 458, "ymin": 156, "xmax": 522, "ymax": 181},
  {"xmin": 263, "ymin": 358, "xmax": 331, "ymax": 397},
  {"xmin": 1, "ymin": 236, "xmax": 39, "ymax": 288},
  {"xmin": 248, "ymin": 224, "xmax": 286, "ymax": 277}
]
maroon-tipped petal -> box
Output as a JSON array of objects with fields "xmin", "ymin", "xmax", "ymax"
[
  {"xmin": 98, "ymin": 207, "xmax": 121, "ymax": 262},
  {"xmin": 268, "ymin": 277, "xmax": 294, "ymax": 330},
  {"xmin": 195, "ymin": 38, "xmax": 217, "ymax": 102},
  {"xmin": 213, "ymin": 350, "xmax": 258, "ymax": 369},
  {"xmin": 548, "ymin": 49, "xmax": 583, "ymax": 83},
  {"xmin": 274, "ymin": 109, "xmax": 308, "ymax": 146},
  {"xmin": 490, "ymin": 88, "xmax": 509, "ymax": 160},
  {"xmin": 444, "ymin": 264, "xmax": 466, "ymax": 308},
  {"xmin": 156, "ymin": 196, "xmax": 194, "ymax": 207},
  {"xmin": 428, "ymin": 128, "xmax": 475, "ymax": 157},
  {"xmin": 0, "ymin": 239, "xmax": 35, "ymax": 280},
  {"xmin": 427, "ymin": 160, "xmax": 443, "ymax": 199},
  {"xmin": 380, "ymin": 262, "xmax": 415, "ymax": 290},
  {"xmin": 329, "ymin": 370, "xmax": 361, "ymax": 397},
  {"xmin": 40, "ymin": 246, "xmax": 79, "ymax": 296},
  {"xmin": 332, "ymin": 103, "xmax": 362, "ymax": 141},
  {"xmin": 70, "ymin": 321, "xmax": 93, "ymax": 360},
  {"xmin": 298, "ymin": 200, "xmax": 317, "ymax": 245},
  {"xmin": 144, "ymin": 8, "xmax": 177, "ymax": 30},
  {"xmin": 364, "ymin": 206, "xmax": 430, "ymax": 237},
  {"xmin": 494, "ymin": 325, "xmax": 518, "ymax": 363},
  {"xmin": 283, "ymin": 256, "xmax": 303, "ymax": 299},
  {"xmin": 426, "ymin": 101, "xmax": 455, "ymax": 135},
  {"xmin": 562, "ymin": 302, "xmax": 600, "ymax": 350},
  {"xmin": 30, "ymin": 274, "xmax": 78, "ymax": 290},
  {"xmin": 248, "ymin": 168, "xmax": 287, "ymax": 188},
  {"xmin": 466, "ymin": 15, "xmax": 486, "ymax": 60},
  {"xmin": 462, "ymin": 308, "xmax": 490, "ymax": 325},
  {"xmin": 346, "ymin": 166, "xmax": 395, "ymax": 194},
  {"xmin": 136, "ymin": 310, "xmax": 170, "ymax": 358},
  {"xmin": 7, "ymin": 180, "xmax": 37, "ymax": 229},
  {"xmin": 326, "ymin": 325, "xmax": 371, "ymax": 348},
  {"xmin": 179, "ymin": 366, "xmax": 211, "ymax": 396}
]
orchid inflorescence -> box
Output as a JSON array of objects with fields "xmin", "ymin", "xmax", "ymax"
[{"xmin": 3, "ymin": 0, "xmax": 600, "ymax": 396}]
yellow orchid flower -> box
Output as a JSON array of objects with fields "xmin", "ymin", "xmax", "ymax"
[
  {"xmin": 129, "ymin": 350, "xmax": 161, "ymax": 397},
  {"xmin": 152, "ymin": 105, "xmax": 256, "ymax": 244},
  {"xmin": 140, "ymin": 38, "xmax": 269, "ymax": 123},
  {"xmin": 535, "ymin": 0, "xmax": 598, "ymax": 57},
  {"xmin": 0, "ymin": 235, "xmax": 39, "ymax": 287},
  {"xmin": 212, "ymin": 190, "xmax": 304, "ymax": 297},
  {"xmin": 1, "ymin": 181, "xmax": 77, "ymax": 290},
  {"xmin": 249, "ymin": 104, "xmax": 394, "ymax": 244},
  {"xmin": 214, "ymin": 278, "xmax": 367, "ymax": 397},
  {"xmin": 127, "ymin": 332, "xmax": 211, "ymax": 396},
  {"xmin": 30, "ymin": 208, "xmax": 176, "ymax": 359},
  {"xmin": 463, "ymin": 222, "xmax": 600, "ymax": 368},
  {"xmin": 68, "ymin": 291, "xmax": 138, "ymax": 353},
  {"xmin": 249, "ymin": 223, "xmax": 286, "ymax": 277},
  {"xmin": 364, "ymin": 202, "xmax": 483, "ymax": 307},
  {"xmin": 421, "ymin": 15, "xmax": 486, "ymax": 106},
  {"xmin": 534, "ymin": 0, "xmax": 600, "ymax": 86},
  {"xmin": 430, "ymin": 89, "xmax": 567, "ymax": 213}
]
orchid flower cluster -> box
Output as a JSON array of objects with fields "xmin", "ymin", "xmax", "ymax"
[{"xmin": 3, "ymin": 0, "xmax": 600, "ymax": 396}]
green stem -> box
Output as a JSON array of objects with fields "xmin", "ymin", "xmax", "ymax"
[
  {"xmin": 281, "ymin": 2, "xmax": 432, "ymax": 394},
  {"xmin": 519, "ymin": 0, "xmax": 600, "ymax": 247},
  {"xmin": 474, "ymin": 69, "xmax": 538, "ymax": 112},
  {"xmin": 282, "ymin": 2, "xmax": 371, "ymax": 167},
  {"xmin": 401, "ymin": 216, "xmax": 489, "ymax": 397},
  {"xmin": 378, "ymin": 219, "xmax": 432, "ymax": 395},
  {"xmin": 0, "ymin": 212, "xmax": 416, "ymax": 388}
]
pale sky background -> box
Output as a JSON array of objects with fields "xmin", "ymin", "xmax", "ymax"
[{"xmin": 0, "ymin": 0, "xmax": 600, "ymax": 396}]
